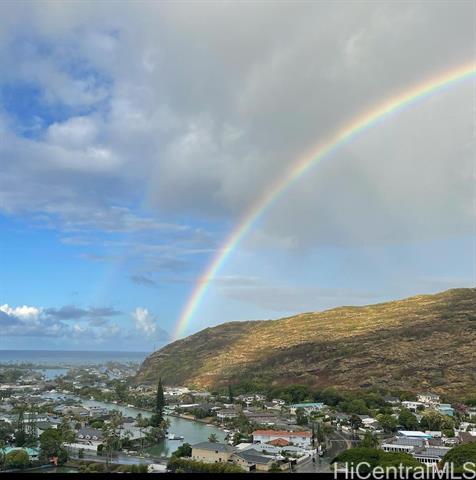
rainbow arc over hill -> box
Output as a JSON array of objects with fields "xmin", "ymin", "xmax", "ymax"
[{"xmin": 172, "ymin": 61, "xmax": 476, "ymax": 341}]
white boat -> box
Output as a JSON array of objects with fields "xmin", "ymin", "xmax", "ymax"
[{"xmin": 168, "ymin": 433, "xmax": 184, "ymax": 440}]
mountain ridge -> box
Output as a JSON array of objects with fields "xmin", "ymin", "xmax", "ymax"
[{"xmin": 136, "ymin": 288, "xmax": 476, "ymax": 397}]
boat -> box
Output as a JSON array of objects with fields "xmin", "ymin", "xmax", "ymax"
[{"xmin": 168, "ymin": 433, "xmax": 184, "ymax": 440}]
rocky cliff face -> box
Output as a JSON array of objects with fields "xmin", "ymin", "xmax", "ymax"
[{"xmin": 136, "ymin": 288, "xmax": 476, "ymax": 397}]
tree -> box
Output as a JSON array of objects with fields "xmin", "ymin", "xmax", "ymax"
[
  {"xmin": 377, "ymin": 414, "xmax": 398, "ymax": 433},
  {"xmin": 296, "ymin": 408, "xmax": 308, "ymax": 426},
  {"xmin": 39, "ymin": 428, "xmax": 69, "ymax": 465},
  {"xmin": 442, "ymin": 442, "xmax": 476, "ymax": 471},
  {"xmin": 228, "ymin": 385, "xmax": 234, "ymax": 404},
  {"xmin": 398, "ymin": 408, "xmax": 419, "ymax": 430},
  {"xmin": 208, "ymin": 433, "xmax": 218, "ymax": 443},
  {"xmin": 360, "ymin": 431, "xmax": 378, "ymax": 448},
  {"xmin": 14, "ymin": 409, "xmax": 26, "ymax": 447},
  {"xmin": 0, "ymin": 440, "xmax": 5, "ymax": 471},
  {"xmin": 333, "ymin": 448, "xmax": 420, "ymax": 473},
  {"xmin": 150, "ymin": 378, "xmax": 166, "ymax": 427},
  {"xmin": 167, "ymin": 457, "xmax": 244, "ymax": 473},
  {"xmin": 420, "ymin": 411, "xmax": 454, "ymax": 431},
  {"xmin": 101, "ymin": 422, "xmax": 121, "ymax": 469},
  {"xmin": 172, "ymin": 442, "xmax": 192, "ymax": 458},
  {"xmin": 349, "ymin": 414, "xmax": 363, "ymax": 430},
  {"xmin": 269, "ymin": 462, "xmax": 282, "ymax": 472},
  {"xmin": 136, "ymin": 413, "xmax": 148, "ymax": 453},
  {"xmin": 5, "ymin": 449, "xmax": 30, "ymax": 470}
]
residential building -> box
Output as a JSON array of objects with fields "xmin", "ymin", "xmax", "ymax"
[
  {"xmin": 381, "ymin": 437, "xmax": 426, "ymax": 454},
  {"xmin": 412, "ymin": 447, "xmax": 450, "ymax": 466},
  {"xmin": 402, "ymin": 401, "xmax": 424, "ymax": 412},
  {"xmin": 290, "ymin": 403, "xmax": 325, "ymax": 415},
  {"xmin": 437, "ymin": 404, "xmax": 454, "ymax": 417},
  {"xmin": 252, "ymin": 429, "xmax": 312, "ymax": 447},
  {"xmin": 191, "ymin": 442, "xmax": 236, "ymax": 464},
  {"xmin": 417, "ymin": 393, "xmax": 440, "ymax": 406},
  {"xmin": 77, "ymin": 427, "xmax": 103, "ymax": 442},
  {"xmin": 231, "ymin": 449, "xmax": 283, "ymax": 472},
  {"xmin": 216, "ymin": 409, "xmax": 238, "ymax": 420},
  {"xmin": 397, "ymin": 431, "xmax": 433, "ymax": 439}
]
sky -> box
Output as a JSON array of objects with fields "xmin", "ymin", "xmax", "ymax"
[{"xmin": 0, "ymin": 1, "xmax": 474, "ymax": 351}]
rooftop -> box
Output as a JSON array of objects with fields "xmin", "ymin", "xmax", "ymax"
[
  {"xmin": 233, "ymin": 449, "xmax": 274, "ymax": 464},
  {"xmin": 192, "ymin": 442, "xmax": 236, "ymax": 453},
  {"xmin": 252, "ymin": 429, "xmax": 312, "ymax": 438}
]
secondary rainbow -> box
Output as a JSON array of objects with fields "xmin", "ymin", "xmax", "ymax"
[{"xmin": 172, "ymin": 61, "xmax": 476, "ymax": 341}]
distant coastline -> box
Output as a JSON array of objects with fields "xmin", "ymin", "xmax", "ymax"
[{"xmin": 0, "ymin": 349, "xmax": 150, "ymax": 365}]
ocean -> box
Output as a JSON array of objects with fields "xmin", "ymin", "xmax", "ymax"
[{"xmin": 0, "ymin": 350, "xmax": 149, "ymax": 365}]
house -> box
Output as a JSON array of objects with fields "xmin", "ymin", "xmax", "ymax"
[
  {"xmin": 437, "ymin": 404, "xmax": 454, "ymax": 417},
  {"xmin": 77, "ymin": 427, "xmax": 103, "ymax": 441},
  {"xmin": 383, "ymin": 396, "xmax": 401, "ymax": 405},
  {"xmin": 412, "ymin": 446, "xmax": 450, "ymax": 466},
  {"xmin": 290, "ymin": 403, "xmax": 325, "ymax": 415},
  {"xmin": 417, "ymin": 393, "xmax": 440, "ymax": 406},
  {"xmin": 381, "ymin": 437, "xmax": 426, "ymax": 454},
  {"xmin": 264, "ymin": 402, "xmax": 283, "ymax": 412},
  {"xmin": 231, "ymin": 448, "xmax": 284, "ymax": 472},
  {"xmin": 86, "ymin": 405, "xmax": 108, "ymax": 417},
  {"xmin": 191, "ymin": 442, "xmax": 236, "ymax": 463},
  {"xmin": 268, "ymin": 438, "xmax": 291, "ymax": 447},
  {"xmin": 252, "ymin": 429, "xmax": 312, "ymax": 447},
  {"xmin": 22, "ymin": 412, "xmax": 49, "ymax": 424},
  {"xmin": 397, "ymin": 431, "xmax": 433, "ymax": 439},
  {"xmin": 216, "ymin": 409, "xmax": 238, "ymax": 420},
  {"xmin": 358, "ymin": 415, "xmax": 379, "ymax": 429},
  {"xmin": 402, "ymin": 401, "xmax": 424, "ymax": 412}
]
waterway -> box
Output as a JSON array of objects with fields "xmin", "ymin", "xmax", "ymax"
[{"xmin": 43, "ymin": 392, "xmax": 226, "ymax": 457}]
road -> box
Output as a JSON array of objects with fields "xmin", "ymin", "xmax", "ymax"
[{"xmin": 294, "ymin": 430, "xmax": 357, "ymax": 473}]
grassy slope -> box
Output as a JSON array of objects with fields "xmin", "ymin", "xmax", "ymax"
[{"xmin": 136, "ymin": 288, "xmax": 476, "ymax": 396}]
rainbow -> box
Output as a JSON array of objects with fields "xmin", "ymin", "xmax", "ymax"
[{"xmin": 172, "ymin": 61, "xmax": 476, "ymax": 341}]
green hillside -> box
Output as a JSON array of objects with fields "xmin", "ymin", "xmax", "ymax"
[{"xmin": 136, "ymin": 288, "xmax": 476, "ymax": 397}]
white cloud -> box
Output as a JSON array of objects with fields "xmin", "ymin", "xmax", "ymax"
[
  {"xmin": 0, "ymin": 304, "xmax": 42, "ymax": 322},
  {"xmin": 132, "ymin": 307, "xmax": 156, "ymax": 336},
  {"xmin": 47, "ymin": 116, "xmax": 98, "ymax": 148}
]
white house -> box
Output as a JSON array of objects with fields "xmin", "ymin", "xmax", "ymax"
[
  {"xmin": 252, "ymin": 430, "xmax": 312, "ymax": 447},
  {"xmin": 402, "ymin": 401, "xmax": 424, "ymax": 412},
  {"xmin": 417, "ymin": 393, "xmax": 440, "ymax": 406},
  {"xmin": 290, "ymin": 403, "xmax": 325, "ymax": 415}
]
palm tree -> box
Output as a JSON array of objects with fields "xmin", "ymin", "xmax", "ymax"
[{"xmin": 136, "ymin": 414, "xmax": 149, "ymax": 454}]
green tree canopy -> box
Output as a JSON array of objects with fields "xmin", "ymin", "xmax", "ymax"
[
  {"xmin": 5, "ymin": 449, "xmax": 30, "ymax": 469},
  {"xmin": 172, "ymin": 442, "xmax": 192, "ymax": 458},
  {"xmin": 442, "ymin": 442, "xmax": 476, "ymax": 471},
  {"xmin": 398, "ymin": 408, "xmax": 419, "ymax": 430},
  {"xmin": 360, "ymin": 431, "xmax": 378, "ymax": 448},
  {"xmin": 39, "ymin": 428, "xmax": 69, "ymax": 464},
  {"xmin": 419, "ymin": 410, "xmax": 454, "ymax": 431},
  {"xmin": 333, "ymin": 447, "xmax": 420, "ymax": 473}
]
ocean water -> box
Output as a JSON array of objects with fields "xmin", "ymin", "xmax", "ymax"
[{"xmin": 0, "ymin": 350, "xmax": 149, "ymax": 365}]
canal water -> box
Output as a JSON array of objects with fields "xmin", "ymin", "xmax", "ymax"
[{"xmin": 43, "ymin": 393, "xmax": 226, "ymax": 457}]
